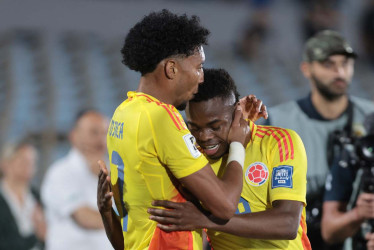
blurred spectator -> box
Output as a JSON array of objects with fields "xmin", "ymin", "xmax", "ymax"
[
  {"xmin": 41, "ymin": 110, "xmax": 111, "ymax": 250},
  {"xmin": 236, "ymin": 0, "xmax": 271, "ymax": 62},
  {"xmin": 301, "ymin": 0, "xmax": 340, "ymax": 40},
  {"xmin": 0, "ymin": 139, "xmax": 46, "ymax": 250},
  {"xmin": 265, "ymin": 30, "xmax": 374, "ymax": 249},
  {"xmin": 360, "ymin": 0, "xmax": 374, "ymax": 66},
  {"xmin": 236, "ymin": 23, "xmax": 267, "ymax": 62}
]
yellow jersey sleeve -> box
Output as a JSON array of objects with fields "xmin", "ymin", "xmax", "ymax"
[
  {"xmin": 141, "ymin": 102, "xmax": 208, "ymax": 179},
  {"xmin": 268, "ymin": 129, "xmax": 307, "ymax": 205}
]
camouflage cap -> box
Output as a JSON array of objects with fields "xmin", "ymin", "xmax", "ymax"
[{"xmin": 303, "ymin": 30, "xmax": 357, "ymax": 62}]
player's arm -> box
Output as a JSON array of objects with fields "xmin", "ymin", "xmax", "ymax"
[
  {"xmin": 206, "ymin": 200, "xmax": 302, "ymax": 239},
  {"xmin": 321, "ymin": 194, "xmax": 374, "ymax": 244},
  {"xmin": 149, "ymin": 199, "xmax": 303, "ymax": 239},
  {"xmin": 217, "ymin": 128, "xmax": 307, "ymax": 239},
  {"xmin": 97, "ymin": 161, "xmax": 124, "ymax": 250},
  {"xmin": 150, "ymin": 128, "xmax": 307, "ymax": 238},
  {"xmin": 177, "ymin": 106, "xmax": 248, "ymax": 221}
]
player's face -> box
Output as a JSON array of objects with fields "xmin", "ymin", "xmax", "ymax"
[
  {"xmin": 186, "ymin": 95, "xmax": 236, "ymax": 160},
  {"xmin": 174, "ymin": 46, "xmax": 205, "ymax": 110},
  {"xmin": 307, "ymin": 55, "xmax": 354, "ymax": 100}
]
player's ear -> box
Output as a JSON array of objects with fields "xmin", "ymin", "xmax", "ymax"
[{"xmin": 164, "ymin": 59, "xmax": 177, "ymax": 79}]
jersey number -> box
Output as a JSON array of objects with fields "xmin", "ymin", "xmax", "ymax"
[
  {"xmin": 236, "ymin": 197, "xmax": 251, "ymax": 214},
  {"xmin": 111, "ymin": 150, "xmax": 128, "ymax": 232}
]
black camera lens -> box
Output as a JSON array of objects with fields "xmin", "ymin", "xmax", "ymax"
[{"xmin": 358, "ymin": 135, "xmax": 374, "ymax": 162}]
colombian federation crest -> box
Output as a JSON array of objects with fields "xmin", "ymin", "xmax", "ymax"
[{"xmin": 245, "ymin": 162, "xmax": 269, "ymax": 186}]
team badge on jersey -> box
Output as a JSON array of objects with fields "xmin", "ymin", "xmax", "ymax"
[
  {"xmin": 245, "ymin": 162, "xmax": 269, "ymax": 186},
  {"xmin": 183, "ymin": 134, "xmax": 201, "ymax": 158},
  {"xmin": 272, "ymin": 165, "xmax": 293, "ymax": 188}
]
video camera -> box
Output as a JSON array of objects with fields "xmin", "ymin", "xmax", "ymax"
[
  {"xmin": 329, "ymin": 130, "xmax": 374, "ymax": 249},
  {"xmin": 333, "ymin": 132, "xmax": 374, "ymax": 190}
]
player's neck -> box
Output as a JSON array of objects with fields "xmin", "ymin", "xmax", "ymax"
[
  {"xmin": 138, "ymin": 75, "xmax": 175, "ymax": 106},
  {"xmin": 311, "ymin": 91, "xmax": 349, "ymax": 120}
]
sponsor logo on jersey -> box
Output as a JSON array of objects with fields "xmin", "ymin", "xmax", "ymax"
[
  {"xmin": 245, "ymin": 162, "xmax": 269, "ymax": 186},
  {"xmin": 272, "ymin": 165, "xmax": 293, "ymax": 188},
  {"xmin": 183, "ymin": 134, "xmax": 201, "ymax": 158}
]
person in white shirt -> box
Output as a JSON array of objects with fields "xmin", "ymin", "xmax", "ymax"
[{"xmin": 41, "ymin": 110, "xmax": 111, "ymax": 250}]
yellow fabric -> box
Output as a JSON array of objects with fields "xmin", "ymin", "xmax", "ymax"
[
  {"xmin": 208, "ymin": 121, "xmax": 309, "ymax": 250},
  {"xmin": 107, "ymin": 91, "xmax": 208, "ymax": 250}
]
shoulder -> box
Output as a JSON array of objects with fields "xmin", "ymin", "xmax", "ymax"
[
  {"xmin": 256, "ymin": 125, "xmax": 301, "ymax": 143},
  {"xmin": 267, "ymin": 101, "xmax": 303, "ymax": 126},
  {"xmin": 45, "ymin": 158, "xmax": 68, "ymax": 177},
  {"xmin": 269, "ymin": 100, "xmax": 298, "ymax": 113},
  {"xmin": 351, "ymin": 96, "xmax": 374, "ymax": 113},
  {"xmin": 145, "ymin": 103, "xmax": 187, "ymax": 131},
  {"xmin": 256, "ymin": 125, "xmax": 304, "ymax": 158},
  {"xmin": 43, "ymin": 152, "xmax": 76, "ymax": 184}
]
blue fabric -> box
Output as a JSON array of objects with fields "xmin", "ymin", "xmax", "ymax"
[
  {"xmin": 296, "ymin": 94, "xmax": 326, "ymax": 121},
  {"xmin": 324, "ymin": 162, "xmax": 356, "ymax": 202}
]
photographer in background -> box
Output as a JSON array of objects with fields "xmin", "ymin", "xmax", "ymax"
[
  {"xmin": 266, "ymin": 30, "xmax": 374, "ymax": 249},
  {"xmin": 322, "ymin": 112, "xmax": 374, "ymax": 250}
]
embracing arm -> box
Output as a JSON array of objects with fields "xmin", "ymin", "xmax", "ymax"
[
  {"xmin": 149, "ymin": 199, "xmax": 303, "ymax": 240},
  {"xmin": 208, "ymin": 200, "xmax": 302, "ymax": 239},
  {"xmin": 178, "ymin": 160, "xmax": 243, "ymax": 221},
  {"xmin": 97, "ymin": 161, "xmax": 124, "ymax": 250}
]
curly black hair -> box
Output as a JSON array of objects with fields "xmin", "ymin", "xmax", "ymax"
[
  {"xmin": 121, "ymin": 9, "xmax": 210, "ymax": 75},
  {"xmin": 191, "ymin": 68, "xmax": 240, "ymax": 103}
]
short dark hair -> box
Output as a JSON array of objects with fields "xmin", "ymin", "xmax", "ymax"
[
  {"xmin": 121, "ymin": 9, "xmax": 210, "ymax": 75},
  {"xmin": 191, "ymin": 68, "xmax": 239, "ymax": 103}
]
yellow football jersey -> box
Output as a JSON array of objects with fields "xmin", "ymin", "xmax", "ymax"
[
  {"xmin": 107, "ymin": 91, "xmax": 208, "ymax": 250},
  {"xmin": 207, "ymin": 121, "xmax": 311, "ymax": 250}
]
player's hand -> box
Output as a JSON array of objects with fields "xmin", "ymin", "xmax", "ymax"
[
  {"xmin": 97, "ymin": 160, "xmax": 113, "ymax": 214},
  {"xmin": 227, "ymin": 106, "xmax": 250, "ymax": 146},
  {"xmin": 366, "ymin": 232, "xmax": 374, "ymax": 250},
  {"xmin": 355, "ymin": 193, "xmax": 374, "ymax": 220},
  {"xmin": 239, "ymin": 95, "xmax": 268, "ymax": 122},
  {"xmin": 148, "ymin": 200, "xmax": 211, "ymax": 232}
]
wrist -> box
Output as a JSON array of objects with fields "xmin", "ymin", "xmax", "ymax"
[
  {"xmin": 227, "ymin": 141, "xmax": 245, "ymax": 168},
  {"xmin": 99, "ymin": 207, "xmax": 112, "ymax": 216}
]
